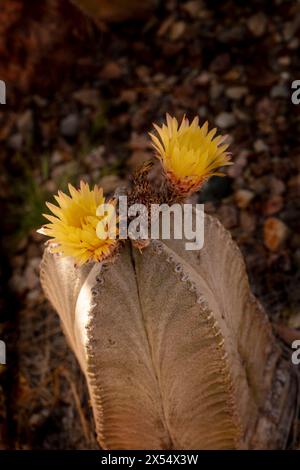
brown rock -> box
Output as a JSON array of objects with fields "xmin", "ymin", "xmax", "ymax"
[
  {"xmin": 262, "ymin": 196, "xmax": 283, "ymax": 216},
  {"xmin": 269, "ymin": 177, "xmax": 285, "ymax": 195},
  {"xmin": 73, "ymin": 89, "xmax": 100, "ymax": 107},
  {"xmin": 263, "ymin": 217, "xmax": 288, "ymax": 251},
  {"xmin": 182, "ymin": 1, "xmax": 202, "ymax": 17},
  {"xmin": 234, "ymin": 189, "xmax": 255, "ymax": 209},
  {"xmin": 169, "ymin": 21, "xmax": 186, "ymax": 41},
  {"xmin": 240, "ymin": 211, "xmax": 256, "ymax": 233},
  {"xmin": 215, "ymin": 112, "xmax": 236, "ymax": 129},
  {"xmin": 247, "ymin": 13, "xmax": 267, "ymax": 37},
  {"xmin": 226, "ymin": 86, "xmax": 248, "ymax": 100},
  {"xmin": 100, "ymin": 62, "xmax": 123, "ymax": 80}
]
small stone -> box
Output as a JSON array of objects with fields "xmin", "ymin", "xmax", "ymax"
[
  {"xmin": 169, "ymin": 21, "xmax": 186, "ymax": 40},
  {"xmin": 288, "ymin": 174, "xmax": 300, "ymax": 190},
  {"xmin": 11, "ymin": 255, "xmax": 25, "ymax": 269},
  {"xmin": 195, "ymin": 71, "xmax": 211, "ymax": 86},
  {"xmin": 32, "ymin": 95, "xmax": 48, "ymax": 107},
  {"xmin": 52, "ymin": 150, "xmax": 64, "ymax": 165},
  {"xmin": 215, "ymin": 112, "xmax": 236, "ymax": 129},
  {"xmin": 254, "ymin": 139, "xmax": 268, "ymax": 153},
  {"xmin": 227, "ymin": 150, "xmax": 249, "ymax": 178},
  {"xmin": 247, "ymin": 13, "xmax": 267, "ymax": 37},
  {"xmin": 269, "ymin": 177, "xmax": 285, "ymax": 195},
  {"xmin": 262, "ymin": 196, "xmax": 283, "ymax": 215},
  {"xmin": 51, "ymin": 161, "xmax": 78, "ymax": 180},
  {"xmin": 182, "ymin": 1, "xmax": 202, "ymax": 16},
  {"xmin": 60, "ymin": 114, "xmax": 80, "ymax": 138},
  {"xmin": 85, "ymin": 146, "xmax": 105, "ymax": 170},
  {"xmin": 288, "ymin": 38, "xmax": 299, "ymax": 50},
  {"xmin": 17, "ymin": 109, "xmax": 33, "ymax": 134},
  {"xmin": 23, "ymin": 257, "xmax": 40, "ymax": 290},
  {"xmin": 278, "ymin": 56, "xmax": 291, "ymax": 67},
  {"xmin": 73, "ymin": 89, "xmax": 100, "ymax": 107},
  {"xmin": 26, "ymin": 289, "xmax": 43, "ymax": 305},
  {"xmin": 225, "ymin": 86, "xmax": 248, "ymax": 100},
  {"xmin": 8, "ymin": 133, "xmax": 23, "ymax": 150},
  {"xmin": 198, "ymin": 105, "xmax": 207, "ymax": 118},
  {"xmin": 119, "ymin": 89, "xmax": 137, "ymax": 104},
  {"xmin": 100, "ymin": 62, "xmax": 123, "ymax": 80},
  {"xmin": 240, "ymin": 211, "xmax": 256, "ymax": 233},
  {"xmin": 210, "ymin": 81, "xmax": 224, "ymax": 100},
  {"xmin": 9, "ymin": 273, "xmax": 28, "ymax": 295},
  {"xmin": 271, "ymin": 83, "xmax": 289, "ymax": 98},
  {"xmin": 288, "ymin": 311, "xmax": 300, "ymax": 329},
  {"xmin": 210, "ymin": 53, "xmax": 230, "ymax": 73},
  {"xmin": 234, "ymin": 189, "xmax": 255, "ymax": 209},
  {"xmin": 263, "ymin": 217, "xmax": 288, "ymax": 251},
  {"xmin": 283, "ymin": 21, "xmax": 297, "ymax": 41}
]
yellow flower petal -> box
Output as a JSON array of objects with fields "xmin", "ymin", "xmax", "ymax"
[
  {"xmin": 150, "ymin": 114, "xmax": 232, "ymax": 195},
  {"xmin": 40, "ymin": 181, "xmax": 118, "ymax": 265}
]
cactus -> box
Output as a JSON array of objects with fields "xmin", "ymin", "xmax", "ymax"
[
  {"xmin": 39, "ymin": 116, "xmax": 299, "ymax": 448},
  {"xmin": 40, "ymin": 214, "xmax": 299, "ymax": 449}
]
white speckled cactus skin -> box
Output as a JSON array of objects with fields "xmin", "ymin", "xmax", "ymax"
[{"xmin": 40, "ymin": 213, "xmax": 299, "ymax": 449}]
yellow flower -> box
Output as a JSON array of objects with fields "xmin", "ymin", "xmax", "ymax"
[
  {"xmin": 39, "ymin": 181, "xmax": 118, "ymax": 265},
  {"xmin": 149, "ymin": 114, "xmax": 232, "ymax": 195}
]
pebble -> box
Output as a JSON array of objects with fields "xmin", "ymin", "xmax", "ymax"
[
  {"xmin": 9, "ymin": 273, "xmax": 28, "ymax": 295},
  {"xmin": 8, "ymin": 133, "xmax": 23, "ymax": 150},
  {"xmin": 60, "ymin": 113, "xmax": 80, "ymax": 138},
  {"xmin": 226, "ymin": 86, "xmax": 248, "ymax": 100},
  {"xmin": 100, "ymin": 62, "xmax": 123, "ymax": 80},
  {"xmin": 182, "ymin": 1, "xmax": 202, "ymax": 16},
  {"xmin": 234, "ymin": 189, "xmax": 255, "ymax": 209},
  {"xmin": 278, "ymin": 56, "xmax": 291, "ymax": 67},
  {"xmin": 269, "ymin": 177, "xmax": 285, "ymax": 195},
  {"xmin": 288, "ymin": 311, "xmax": 300, "ymax": 329},
  {"xmin": 215, "ymin": 112, "xmax": 236, "ymax": 129},
  {"xmin": 84, "ymin": 146, "xmax": 105, "ymax": 170},
  {"xmin": 195, "ymin": 71, "xmax": 211, "ymax": 86},
  {"xmin": 210, "ymin": 81, "xmax": 224, "ymax": 100},
  {"xmin": 247, "ymin": 13, "xmax": 267, "ymax": 37},
  {"xmin": 17, "ymin": 109, "xmax": 33, "ymax": 134},
  {"xmin": 262, "ymin": 196, "xmax": 283, "ymax": 216},
  {"xmin": 73, "ymin": 89, "xmax": 100, "ymax": 108},
  {"xmin": 52, "ymin": 150, "xmax": 64, "ymax": 165},
  {"xmin": 240, "ymin": 211, "xmax": 256, "ymax": 233},
  {"xmin": 254, "ymin": 139, "xmax": 268, "ymax": 153},
  {"xmin": 263, "ymin": 217, "xmax": 288, "ymax": 251},
  {"xmin": 169, "ymin": 21, "xmax": 186, "ymax": 41},
  {"xmin": 270, "ymin": 83, "xmax": 289, "ymax": 98}
]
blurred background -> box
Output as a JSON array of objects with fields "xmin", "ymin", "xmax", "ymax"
[{"xmin": 0, "ymin": 0, "xmax": 300, "ymax": 449}]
